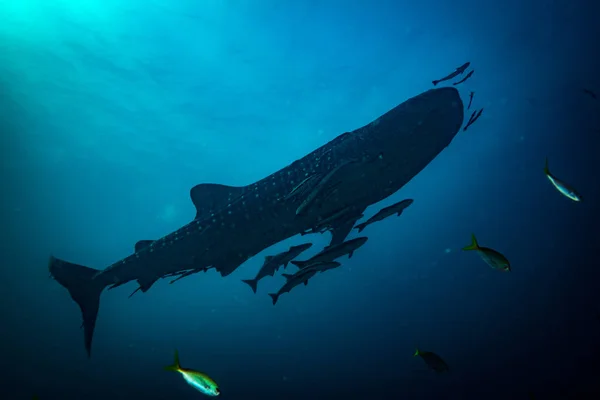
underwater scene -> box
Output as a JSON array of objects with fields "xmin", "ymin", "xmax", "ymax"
[{"xmin": 1, "ymin": 0, "xmax": 600, "ymax": 399}]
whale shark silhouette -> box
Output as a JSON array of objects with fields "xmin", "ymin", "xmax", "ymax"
[{"xmin": 49, "ymin": 87, "xmax": 464, "ymax": 357}]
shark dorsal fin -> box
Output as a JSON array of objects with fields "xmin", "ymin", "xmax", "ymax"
[
  {"xmin": 135, "ymin": 240, "xmax": 154, "ymax": 253},
  {"xmin": 190, "ymin": 183, "xmax": 245, "ymax": 220}
]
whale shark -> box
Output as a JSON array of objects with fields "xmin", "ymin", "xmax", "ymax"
[{"xmin": 49, "ymin": 87, "xmax": 464, "ymax": 357}]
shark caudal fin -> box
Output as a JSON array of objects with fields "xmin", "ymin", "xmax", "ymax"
[
  {"xmin": 164, "ymin": 349, "xmax": 182, "ymax": 372},
  {"xmin": 48, "ymin": 256, "xmax": 107, "ymax": 358},
  {"xmin": 241, "ymin": 279, "xmax": 258, "ymax": 294}
]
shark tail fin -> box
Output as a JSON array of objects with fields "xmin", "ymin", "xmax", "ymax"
[
  {"xmin": 268, "ymin": 293, "xmax": 279, "ymax": 305},
  {"xmin": 48, "ymin": 256, "xmax": 107, "ymax": 358},
  {"xmin": 462, "ymin": 233, "xmax": 480, "ymax": 251},
  {"xmin": 241, "ymin": 279, "xmax": 258, "ymax": 294},
  {"xmin": 164, "ymin": 349, "xmax": 181, "ymax": 372},
  {"xmin": 290, "ymin": 260, "xmax": 309, "ymax": 268}
]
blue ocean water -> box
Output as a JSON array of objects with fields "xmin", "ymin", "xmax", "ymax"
[{"xmin": 1, "ymin": 0, "xmax": 599, "ymax": 399}]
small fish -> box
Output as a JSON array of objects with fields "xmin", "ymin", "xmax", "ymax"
[
  {"xmin": 312, "ymin": 261, "xmax": 342, "ymax": 273},
  {"xmin": 432, "ymin": 62, "xmax": 470, "ymax": 86},
  {"xmin": 170, "ymin": 268, "xmax": 205, "ymax": 284},
  {"xmin": 164, "ymin": 350, "xmax": 220, "ymax": 397},
  {"xmin": 296, "ymin": 159, "xmax": 357, "ymax": 215},
  {"xmin": 462, "ymin": 108, "xmax": 483, "ymax": 131},
  {"xmin": 268, "ymin": 267, "xmax": 317, "ymax": 305},
  {"xmin": 583, "ymin": 88, "xmax": 597, "ymax": 100},
  {"xmin": 241, "ymin": 243, "xmax": 312, "ymax": 293},
  {"xmin": 312, "ymin": 206, "xmax": 363, "ymax": 233},
  {"xmin": 290, "ymin": 237, "xmax": 368, "ymax": 268},
  {"xmin": 452, "ymin": 69, "xmax": 474, "ymax": 86},
  {"xmin": 354, "ymin": 199, "xmax": 413, "ymax": 233},
  {"xmin": 543, "ymin": 158, "xmax": 582, "ymax": 202},
  {"xmin": 414, "ymin": 348, "xmax": 449, "ymax": 373},
  {"xmin": 467, "ymin": 91, "xmax": 474, "ymax": 110},
  {"xmin": 462, "ymin": 233, "xmax": 511, "ymax": 271}
]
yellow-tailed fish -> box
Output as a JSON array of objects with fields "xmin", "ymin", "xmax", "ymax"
[
  {"xmin": 462, "ymin": 233, "xmax": 511, "ymax": 271},
  {"xmin": 164, "ymin": 350, "xmax": 220, "ymax": 396},
  {"xmin": 413, "ymin": 348, "xmax": 449, "ymax": 373},
  {"xmin": 544, "ymin": 158, "xmax": 582, "ymax": 202}
]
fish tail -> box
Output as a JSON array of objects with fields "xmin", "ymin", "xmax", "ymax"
[
  {"xmin": 290, "ymin": 260, "xmax": 308, "ymax": 268},
  {"xmin": 268, "ymin": 293, "xmax": 279, "ymax": 305},
  {"xmin": 164, "ymin": 349, "xmax": 181, "ymax": 372},
  {"xmin": 241, "ymin": 279, "xmax": 258, "ymax": 294},
  {"xmin": 543, "ymin": 157, "xmax": 550, "ymax": 175},
  {"xmin": 48, "ymin": 256, "xmax": 108, "ymax": 358},
  {"xmin": 413, "ymin": 348, "xmax": 420, "ymax": 357},
  {"xmin": 462, "ymin": 233, "xmax": 480, "ymax": 251}
]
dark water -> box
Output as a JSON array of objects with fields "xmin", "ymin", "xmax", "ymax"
[{"xmin": 1, "ymin": 0, "xmax": 600, "ymax": 399}]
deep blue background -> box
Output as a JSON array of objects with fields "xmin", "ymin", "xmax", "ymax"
[{"xmin": 1, "ymin": 0, "xmax": 600, "ymax": 399}]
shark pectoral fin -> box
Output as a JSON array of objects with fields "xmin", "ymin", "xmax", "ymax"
[
  {"xmin": 328, "ymin": 208, "xmax": 366, "ymax": 247},
  {"xmin": 304, "ymin": 279, "xmax": 309, "ymax": 286},
  {"xmin": 189, "ymin": 183, "xmax": 245, "ymax": 220},
  {"xmin": 348, "ymin": 251, "xmax": 354, "ymax": 258},
  {"xmin": 134, "ymin": 240, "xmax": 154, "ymax": 253}
]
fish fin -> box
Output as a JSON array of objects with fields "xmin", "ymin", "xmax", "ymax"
[
  {"xmin": 284, "ymin": 261, "xmax": 289, "ymax": 267},
  {"xmin": 348, "ymin": 250, "xmax": 354, "ymax": 259},
  {"xmin": 432, "ymin": 80, "xmax": 438, "ymax": 86},
  {"xmin": 134, "ymin": 240, "xmax": 154, "ymax": 253},
  {"xmin": 128, "ymin": 286, "xmax": 142, "ymax": 298},
  {"xmin": 241, "ymin": 279, "xmax": 258, "ymax": 294},
  {"xmin": 282, "ymin": 273, "xmax": 294, "ymax": 280},
  {"xmin": 304, "ymin": 279, "xmax": 309, "ymax": 286},
  {"xmin": 462, "ymin": 233, "xmax": 480, "ymax": 251},
  {"xmin": 48, "ymin": 256, "xmax": 107, "ymax": 358},
  {"xmin": 543, "ymin": 157, "xmax": 550, "ymax": 175},
  {"xmin": 329, "ymin": 208, "xmax": 366, "ymax": 246},
  {"xmin": 396, "ymin": 211, "xmax": 403, "ymax": 216},
  {"xmin": 413, "ymin": 348, "xmax": 420, "ymax": 357},
  {"xmin": 354, "ymin": 223, "xmax": 366, "ymax": 233},
  {"xmin": 290, "ymin": 260, "xmax": 308, "ymax": 268},
  {"xmin": 164, "ymin": 349, "xmax": 181, "ymax": 372},
  {"xmin": 189, "ymin": 183, "xmax": 245, "ymax": 220},
  {"xmin": 268, "ymin": 293, "xmax": 279, "ymax": 305}
]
